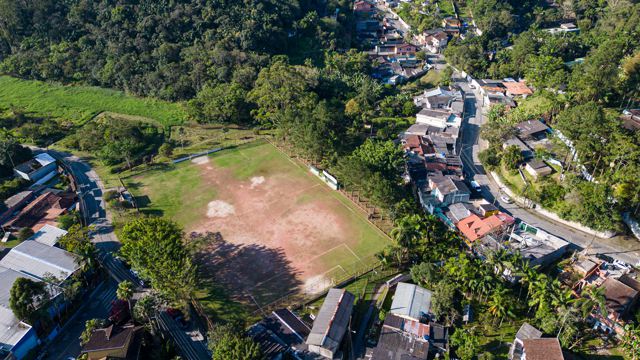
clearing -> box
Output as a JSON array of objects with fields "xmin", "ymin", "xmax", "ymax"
[
  {"xmin": 0, "ymin": 76, "xmax": 185, "ymax": 126},
  {"xmin": 125, "ymin": 141, "xmax": 391, "ymax": 319}
]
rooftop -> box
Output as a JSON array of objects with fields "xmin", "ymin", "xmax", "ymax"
[
  {"xmin": 515, "ymin": 120, "xmax": 550, "ymax": 137},
  {"xmin": 306, "ymin": 288, "xmax": 355, "ymax": 353},
  {"xmin": 515, "ymin": 322, "xmax": 542, "ymax": 341},
  {"xmin": 0, "ymin": 306, "xmax": 32, "ymax": 351},
  {"xmin": 14, "ymin": 153, "xmax": 56, "ymax": 175},
  {"xmin": 82, "ymin": 324, "xmax": 141, "ymax": 354},
  {"xmin": 457, "ymin": 213, "xmax": 515, "ymax": 242},
  {"xmin": 502, "ymin": 81, "xmax": 533, "ymax": 96},
  {"xmin": 4, "ymin": 191, "xmax": 33, "ymax": 209},
  {"xmin": 27, "ymin": 224, "xmax": 68, "ymax": 247},
  {"xmin": 390, "ymin": 282, "xmax": 433, "ymax": 321},
  {"xmin": 599, "ymin": 277, "xmax": 639, "ymax": 316},
  {"xmin": 522, "ymin": 338, "xmax": 564, "ymax": 360},
  {"xmin": 0, "ymin": 240, "xmax": 80, "ymax": 281}
]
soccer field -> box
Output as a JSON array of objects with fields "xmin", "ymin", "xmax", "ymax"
[{"xmin": 126, "ymin": 141, "xmax": 390, "ymax": 315}]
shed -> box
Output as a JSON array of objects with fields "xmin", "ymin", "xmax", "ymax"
[
  {"xmin": 306, "ymin": 288, "xmax": 355, "ymax": 358},
  {"xmin": 525, "ymin": 160, "xmax": 553, "ymax": 179}
]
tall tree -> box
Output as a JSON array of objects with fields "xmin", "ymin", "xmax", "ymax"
[{"xmin": 9, "ymin": 277, "xmax": 47, "ymax": 323}]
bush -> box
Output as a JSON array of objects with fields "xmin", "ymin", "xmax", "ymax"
[
  {"xmin": 58, "ymin": 211, "xmax": 80, "ymax": 230},
  {"xmin": 103, "ymin": 190, "xmax": 119, "ymax": 201},
  {"xmin": 478, "ymin": 148, "xmax": 500, "ymax": 170},
  {"xmin": 158, "ymin": 143, "xmax": 173, "ymax": 157},
  {"xmin": 17, "ymin": 227, "xmax": 34, "ymax": 241}
]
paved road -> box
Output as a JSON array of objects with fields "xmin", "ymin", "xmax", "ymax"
[
  {"xmin": 454, "ymin": 78, "xmax": 640, "ymax": 265},
  {"xmin": 157, "ymin": 311, "xmax": 210, "ymax": 360},
  {"xmin": 45, "ymin": 151, "xmax": 209, "ymax": 359},
  {"xmin": 43, "ymin": 280, "xmax": 117, "ymax": 360}
]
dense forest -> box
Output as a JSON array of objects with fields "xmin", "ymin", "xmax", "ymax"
[{"xmin": 0, "ymin": 0, "xmax": 352, "ymax": 101}]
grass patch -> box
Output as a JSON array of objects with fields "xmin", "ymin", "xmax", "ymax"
[
  {"xmin": 1, "ymin": 239, "xmax": 22, "ymax": 248},
  {"xmin": 0, "ymin": 76, "xmax": 186, "ymax": 126}
]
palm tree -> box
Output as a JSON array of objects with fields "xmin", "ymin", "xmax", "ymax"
[
  {"xmin": 488, "ymin": 286, "xmax": 515, "ymax": 327},
  {"xmin": 582, "ymin": 285, "xmax": 607, "ymax": 319},
  {"xmin": 117, "ymin": 280, "xmax": 135, "ymax": 316}
]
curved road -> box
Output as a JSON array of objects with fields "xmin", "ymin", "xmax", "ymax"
[{"xmin": 454, "ymin": 78, "xmax": 640, "ymax": 266}]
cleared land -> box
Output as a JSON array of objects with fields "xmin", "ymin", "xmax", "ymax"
[
  {"xmin": 0, "ymin": 76, "xmax": 185, "ymax": 126},
  {"xmin": 125, "ymin": 141, "xmax": 390, "ymax": 318}
]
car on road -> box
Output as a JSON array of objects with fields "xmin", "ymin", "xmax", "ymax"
[
  {"xmin": 500, "ymin": 194, "xmax": 513, "ymax": 204},
  {"xmin": 469, "ymin": 180, "xmax": 482, "ymax": 193},
  {"xmin": 129, "ymin": 269, "xmax": 145, "ymax": 286}
]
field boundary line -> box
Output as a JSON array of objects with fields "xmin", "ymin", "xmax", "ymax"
[
  {"xmin": 307, "ymin": 243, "xmax": 357, "ymax": 264},
  {"xmin": 343, "ymin": 244, "xmax": 362, "ymax": 261}
]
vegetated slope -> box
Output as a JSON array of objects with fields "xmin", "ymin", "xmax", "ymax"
[
  {"xmin": 0, "ymin": 0, "xmax": 351, "ymax": 101},
  {"xmin": 0, "ymin": 76, "xmax": 185, "ymax": 126}
]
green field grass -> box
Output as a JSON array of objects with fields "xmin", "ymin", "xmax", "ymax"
[
  {"xmin": 0, "ymin": 76, "xmax": 186, "ymax": 126},
  {"xmin": 125, "ymin": 140, "xmax": 391, "ymax": 320}
]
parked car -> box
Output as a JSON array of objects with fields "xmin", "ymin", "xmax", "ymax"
[{"xmin": 500, "ymin": 194, "xmax": 513, "ymax": 204}]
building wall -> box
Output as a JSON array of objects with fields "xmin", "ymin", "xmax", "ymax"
[{"xmin": 10, "ymin": 327, "xmax": 38, "ymax": 360}]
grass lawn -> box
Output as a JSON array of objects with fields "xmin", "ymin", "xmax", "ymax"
[
  {"xmin": 125, "ymin": 140, "xmax": 391, "ymax": 320},
  {"xmin": 1, "ymin": 239, "xmax": 22, "ymax": 248},
  {"xmin": 0, "ymin": 76, "xmax": 186, "ymax": 126}
]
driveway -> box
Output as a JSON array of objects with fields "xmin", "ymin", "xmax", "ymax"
[{"xmin": 454, "ymin": 77, "xmax": 640, "ymax": 265}]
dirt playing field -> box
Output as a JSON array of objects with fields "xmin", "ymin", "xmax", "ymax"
[{"xmin": 128, "ymin": 141, "xmax": 390, "ymax": 312}]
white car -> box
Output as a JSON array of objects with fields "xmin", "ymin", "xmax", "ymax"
[{"xmin": 500, "ymin": 194, "xmax": 513, "ymax": 204}]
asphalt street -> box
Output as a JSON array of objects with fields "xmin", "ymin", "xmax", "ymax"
[
  {"xmin": 43, "ymin": 280, "xmax": 117, "ymax": 360},
  {"xmin": 454, "ymin": 78, "xmax": 640, "ymax": 265}
]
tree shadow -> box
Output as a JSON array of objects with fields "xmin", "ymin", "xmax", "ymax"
[{"xmin": 191, "ymin": 231, "xmax": 303, "ymax": 320}]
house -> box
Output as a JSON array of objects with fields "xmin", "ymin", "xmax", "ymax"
[
  {"xmin": 0, "ymin": 191, "xmax": 35, "ymax": 223},
  {"xmin": 2, "ymin": 191, "xmax": 76, "ymax": 231},
  {"xmin": 249, "ymin": 309, "xmax": 311, "ymax": 359},
  {"xmin": 416, "ymin": 31, "xmax": 448, "ymax": 53},
  {"xmin": 598, "ymin": 277, "xmax": 639, "ymax": 327},
  {"xmin": 457, "ymin": 213, "xmax": 515, "ymax": 243},
  {"xmin": 26, "ymin": 224, "xmax": 68, "ymax": 247},
  {"xmin": 416, "ymin": 109, "xmax": 462, "ymax": 130},
  {"xmin": 515, "ymin": 120, "xmax": 550, "ymax": 141},
  {"xmin": 507, "ymin": 222, "xmax": 570, "ymax": 267},
  {"xmin": 13, "ymin": 153, "xmax": 57, "ymax": 183},
  {"xmin": 520, "ymin": 338, "xmax": 564, "ymax": 360},
  {"xmin": 429, "ymin": 175, "xmax": 470, "ymax": 206},
  {"xmin": 545, "ymin": 22, "xmax": 579, "ymax": 35},
  {"xmin": 446, "ymin": 202, "xmax": 472, "ymax": 223},
  {"xmin": 485, "ymin": 92, "xmax": 516, "ymax": 109},
  {"xmin": 442, "ymin": 17, "xmax": 461, "ymax": 34},
  {"xmin": 81, "ymin": 324, "xmax": 142, "ymax": 360},
  {"xmin": 621, "ymin": 109, "xmax": 640, "ymax": 131},
  {"xmin": 509, "ymin": 322, "xmax": 542, "ymax": 360},
  {"xmin": 395, "ymin": 44, "xmax": 418, "ymax": 56},
  {"xmin": 306, "ymin": 288, "xmax": 355, "ymax": 358},
  {"xmin": 503, "ymin": 137, "xmax": 534, "ymax": 160},
  {"xmin": 390, "ymin": 283, "xmax": 433, "ymax": 322},
  {"xmin": 0, "ymin": 268, "xmax": 40, "ymax": 360},
  {"xmin": 477, "ymin": 203, "xmax": 499, "ymax": 218},
  {"xmin": 354, "ymin": 0, "xmax": 375, "ymax": 13},
  {"xmin": 369, "ymin": 314, "xmax": 430, "ymax": 360},
  {"xmin": 473, "ymin": 79, "xmax": 505, "ymax": 96},
  {"xmin": 413, "ymin": 87, "xmax": 464, "ymax": 114},
  {"xmin": 525, "ymin": 160, "xmax": 553, "ymax": 179},
  {"xmin": 0, "ymin": 240, "xmax": 80, "ymax": 281},
  {"xmin": 502, "ymin": 81, "xmax": 533, "ymax": 98}
]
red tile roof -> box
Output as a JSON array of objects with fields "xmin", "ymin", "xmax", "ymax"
[
  {"xmin": 456, "ymin": 212, "xmax": 515, "ymax": 242},
  {"xmin": 522, "ymin": 338, "xmax": 564, "ymax": 360}
]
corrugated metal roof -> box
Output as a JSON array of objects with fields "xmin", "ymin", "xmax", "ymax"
[
  {"xmin": 390, "ymin": 283, "xmax": 432, "ymax": 321},
  {"xmin": 0, "ymin": 306, "xmax": 32, "ymax": 349},
  {"xmin": 306, "ymin": 288, "xmax": 355, "ymax": 353},
  {"xmin": 0, "ymin": 266, "xmax": 41, "ymax": 308},
  {"xmin": 27, "ymin": 224, "xmax": 67, "ymax": 247},
  {"xmin": 0, "ymin": 240, "xmax": 80, "ymax": 281}
]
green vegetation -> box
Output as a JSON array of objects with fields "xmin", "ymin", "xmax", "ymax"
[{"xmin": 0, "ymin": 76, "xmax": 185, "ymax": 126}]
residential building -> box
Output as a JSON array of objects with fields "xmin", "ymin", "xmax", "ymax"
[
  {"xmin": 446, "ymin": 202, "xmax": 472, "ymax": 224},
  {"xmin": 413, "ymin": 87, "xmax": 463, "ymax": 114},
  {"xmin": 306, "ymin": 288, "xmax": 355, "ymax": 358},
  {"xmin": 598, "ymin": 277, "xmax": 639, "ymax": 329},
  {"xmin": 0, "ymin": 268, "xmax": 40, "ymax": 360},
  {"xmin": 0, "ymin": 240, "xmax": 80, "ymax": 281},
  {"xmin": 442, "ymin": 17, "xmax": 461, "ymax": 34},
  {"xmin": 514, "ymin": 120, "xmax": 550, "ymax": 141},
  {"xmin": 394, "ymin": 44, "xmax": 418, "ymax": 56},
  {"xmin": 81, "ymin": 324, "xmax": 142, "ymax": 360},
  {"xmin": 502, "ymin": 80, "xmax": 533, "ymax": 98},
  {"xmin": 26, "ymin": 224, "xmax": 68, "ymax": 247},
  {"xmin": 2, "ymin": 190, "xmax": 76, "ymax": 231},
  {"xmin": 472, "ymin": 79, "xmax": 505, "ymax": 96},
  {"xmin": 0, "ymin": 191, "xmax": 34, "ymax": 224},
  {"xmin": 544, "ymin": 22, "xmax": 579, "ymax": 35},
  {"xmin": 503, "ymin": 137, "xmax": 534, "ymax": 160},
  {"xmin": 509, "ymin": 322, "xmax": 542, "ymax": 360},
  {"xmin": 369, "ymin": 314, "xmax": 430, "ymax": 360},
  {"xmin": 13, "ymin": 153, "xmax": 57, "ymax": 183},
  {"xmin": 428, "ymin": 175, "xmax": 470, "ymax": 206},
  {"xmin": 456, "ymin": 212, "xmax": 515, "ymax": 243},
  {"xmin": 485, "ymin": 92, "xmax": 516, "ymax": 109},
  {"xmin": 354, "ymin": 0, "xmax": 375, "ymax": 13},
  {"xmin": 520, "ymin": 338, "xmax": 564, "ymax": 360},
  {"xmin": 249, "ymin": 309, "xmax": 312, "ymax": 359},
  {"xmin": 389, "ymin": 282, "xmax": 433, "ymax": 322},
  {"xmin": 621, "ymin": 109, "xmax": 640, "ymax": 131},
  {"xmin": 415, "ymin": 109, "xmax": 461, "ymax": 130},
  {"xmin": 477, "ymin": 203, "xmax": 499, "ymax": 218},
  {"xmin": 507, "ymin": 222, "xmax": 570, "ymax": 267},
  {"xmin": 415, "ymin": 31, "xmax": 448, "ymax": 53},
  {"xmin": 524, "ymin": 160, "xmax": 553, "ymax": 179}
]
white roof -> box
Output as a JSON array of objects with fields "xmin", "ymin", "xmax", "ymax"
[
  {"xmin": 0, "ymin": 306, "xmax": 32, "ymax": 350},
  {"xmin": 27, "ymin": 224, "xmax": 67, "ymax": 247},
  {"xmin": 34, "ymin": 153, "xmax": 56, "ymax": 167},
  {"xmin": 0, "ymin": 240, "xmax": 80, "ymax": 281}
]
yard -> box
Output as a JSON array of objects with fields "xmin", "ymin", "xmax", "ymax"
[
  {"xmin": 0, "ymin": 76, "xmax": 185, "ymax": 126},
  {"xmin": 124, "ymin": 140, "xmax": 391, "ymax": 320}
]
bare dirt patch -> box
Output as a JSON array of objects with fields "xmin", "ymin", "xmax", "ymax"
[
  {"xmin": 191, "ymin": 162, "xmax": 360, "ymax": 306},
  {"xmin": 191, "ymin": 156, "xmax": 209, "ymax": 164}
]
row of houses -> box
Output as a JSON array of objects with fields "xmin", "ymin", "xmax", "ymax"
[
  {"xmin": 354, "ymin": 1, "xmax": 430, "ymax": 85},
  {"xmin": 248, "ymin": 282, "xmax": 449, "ymax": 360},
  {"xmin": 0, "ymin": 152, "xmax": 85, "ymax": 360}
]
